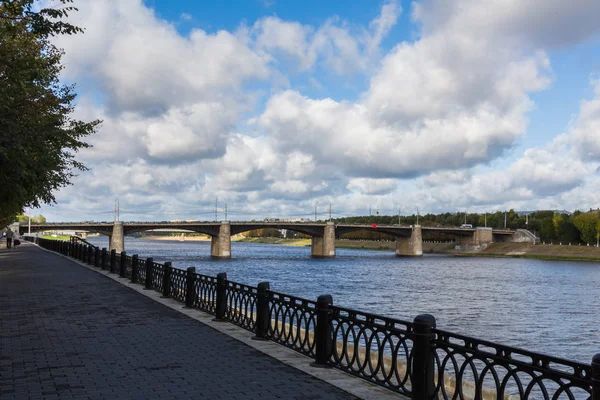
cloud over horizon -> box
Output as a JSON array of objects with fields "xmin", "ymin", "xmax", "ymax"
[{"xmin": 36, "ymin": 0, "xmax": 600, "ymax": 221}]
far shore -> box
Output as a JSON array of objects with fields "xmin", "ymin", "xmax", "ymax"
[{"xmin": 138, "ymin": 235, "xmax": 600, "ymax": 262}]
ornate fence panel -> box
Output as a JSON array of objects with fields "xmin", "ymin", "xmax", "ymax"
[
  {"xmin": 268, "ymin": 291, "xmax": 317, "ymax": 357},
  {"xmin": 170, "ymin": 268, "xmax": 187, "ymax": 303},
  {"xmin": 193, "ymin": 273, "xmax": 218, "ymax": 314},
  {"xmin": 329, "ymin": 306, "xmax": 415, "ymax": 396},
  {"xmin": 152, "ymin": 262, "xmax": 164, "ymax": 291},
  {"xmin": 114, "ymin": 253, "xmax": 121, "ymax": 271},
  {"xmin": 123, "ymin": 255, "xmax": 133, "ymax": 279},
  {"xmin": 224, "ymin": 280, "xmax": 257, "ymax": 332},
  {"xmin": 136, "ymin": 258, "xmax": 147, "ymax": 285},
  {"xmin": 431, "ymin": 329, "xmax": 592, "ymax": 400}
]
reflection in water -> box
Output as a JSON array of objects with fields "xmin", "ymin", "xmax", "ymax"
[{"xmin": 87, "ymin": 236, "xmax": 600, "ymax": 363}]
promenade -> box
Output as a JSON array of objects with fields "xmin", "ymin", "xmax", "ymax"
[{"xmin": 0, "ymin": 243, "xmax": 357, "ymax": 399}]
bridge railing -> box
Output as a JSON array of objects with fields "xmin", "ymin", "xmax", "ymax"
[{"xmin": 25, "ymin": 235, "xmax": 600, "ymax": 400}]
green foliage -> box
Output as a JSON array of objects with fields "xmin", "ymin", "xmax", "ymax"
[
  {"xmin": 16, "ymin": 213, "xmax": 46, "ymax": 223},
  {"xmin": 573, "ymin": 212, "xmax": 599, "ymax": 244},
  {"xmin": 0, "ymin": 0, "xmax": 101, "ymax": 227},
  {"xmin": 330, "ymin": 209, "xmax": 595, "ymax": 244}
]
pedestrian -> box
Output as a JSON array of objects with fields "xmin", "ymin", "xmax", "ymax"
[
  {"xmin": 13, "ymin": 229, "xmax": 20, "ymax": 248},
  {"xmin": 6, "ymin": 228, "xmax": 13, "ymax": 249}
]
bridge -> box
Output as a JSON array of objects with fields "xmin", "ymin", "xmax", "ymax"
[{"xmin": 21, "ymin": 221, "xmax": 533, "ymax": 258}]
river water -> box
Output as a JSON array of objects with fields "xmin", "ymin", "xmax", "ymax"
[{"xmin": 86, "ymin": 236, "xmax": 600, "ymax": 364}]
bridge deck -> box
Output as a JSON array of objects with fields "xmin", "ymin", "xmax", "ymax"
[{"xmin": 24, "ymin": 221, "xmax": 515, "ymax": 236}]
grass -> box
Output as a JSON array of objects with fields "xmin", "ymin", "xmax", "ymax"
[{"xmin": 41, "ymin": 235, "xmax": 71, "ymax": 241}]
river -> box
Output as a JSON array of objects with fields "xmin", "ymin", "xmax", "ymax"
[{"xmin": 86, "ymin": 236, "xmax": 600, "ymax": 364}]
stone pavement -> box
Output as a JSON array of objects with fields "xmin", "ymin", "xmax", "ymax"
[{"xmin": 0, "ymin": 243, "xmax": 357, "ymax": 400}]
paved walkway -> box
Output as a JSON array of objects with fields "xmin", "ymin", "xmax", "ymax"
[{"xmin": 0, "ymin": 244, "xmax": 356, "ymax": 400}]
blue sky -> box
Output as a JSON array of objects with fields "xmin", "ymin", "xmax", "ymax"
[{"xmin": 33, "ymin": 0, "xmax": 600, "ymax": 221}]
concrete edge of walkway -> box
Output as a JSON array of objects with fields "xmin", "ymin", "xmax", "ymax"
[{"xmin": 28, "ymin": 242, "xmax": 408, "ymax": 400}]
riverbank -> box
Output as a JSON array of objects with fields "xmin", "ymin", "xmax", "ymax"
[
  {"xmin": 139, "ymin": 235, "xmax": 600, "ymax": 262},
  {"xmin": 231, "ymin": 237, "xmax": 600, "ymax": 261},
  {"xmin": 231, "ymin": 237, "xmax": 456, "ymax": 253},
  {"xmin": 143, "ymin": 235, "xmax": 211, "ymax": 241},
  {"xmin": 468, "ymin": 242, "xmax": 600, "ymax": 262}
]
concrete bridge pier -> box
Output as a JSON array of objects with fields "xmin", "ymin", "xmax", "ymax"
[
  {"xmin": 110, "ymin": 222, "xmax": 124, "ymax": 253},
  {"xmin": 211, "ymin": 222, "xmax": 231, "ymax": 258},
  {"xmin": 311, "ymin": 222, "xmax": 336, "ymax": 257},
  {"xmin": 395, "ymin": 225, "xmax": 423, "ymax": 257},
  {"xmin": 456, "ymin": 227, "xmax": 493, "ymax": 250}
]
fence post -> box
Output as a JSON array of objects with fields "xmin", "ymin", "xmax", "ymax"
[
  {"xmin": 94, "ymin": 248, "xmax": 100, "ymax": 268},
  {"xmin": 184, "ymin": 267, "xmax": 196, "ymax": 308},
  {"xmin": 162, "ymin": 262, "xmax": 172, "ymax": 297},
  {"xmin": 252, "ymin": 282, "xmax": 271, "ymax": 341},
  {"xmin": 101, "ymin": 248, "xmax": 107, "ymax": 270},
  {"xmin": 593, "ymin": 353, "xmax": 600, "ymax": 400},
  {"xmin": 212, "ymin": 272, "xmax": 227, "ymax": 321},
  {"xmin": 411, "ymin": 314, "xmax": 436, "ymax": 399},
  {"xmin": 144, "ymin": 258, "xmax": 153, "ymax": 290},
  {"xmin": 310, "ymin": 294, "xmax": 333, "ymax": 368},
  {"xmin": 82, "ymin": 245, "xmax": 87, "ymax": 262},
  {"xmin": 109, "ymin": 249, "xmax": 116, "ymax": 273},
  {"xmin": 119, "ymin": 251, "xmax": 127, "ymax": 277},
  {"xmin": 131, "ymin": 255, "xmax": 139, "ymax": 283},
  {"xmin": 88, "ymin": 247, "xmax": 94, "ymax": 265}
]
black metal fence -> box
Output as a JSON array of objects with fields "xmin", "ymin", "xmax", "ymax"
[{"xmin": 26, "ymin": 236, "xmax": 600, "ymax": 400}]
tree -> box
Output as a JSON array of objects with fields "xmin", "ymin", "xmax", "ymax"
[
  {"xmin": 573, "ymin": 212, "xmax": 599, "ymax": 244},
  {"xmin": 539, "ymin": 218, "xmax": 555, "ymax": 242},
  {"xmin": 0, "ymin": 0, "xmax": 100, "ymax": 227},
  {"xmin": 16, "ymin": 213, "xmax": 46, "ymax": 223}
]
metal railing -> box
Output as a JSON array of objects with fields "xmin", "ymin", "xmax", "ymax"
[{"xmin": 26, "ymin": 235, "xmax": 600, "ymax": 400}]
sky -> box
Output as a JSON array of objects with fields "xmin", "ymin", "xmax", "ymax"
[{"xmin": 34, "ymin": 0, "xmax": 600, "ymax": 222}]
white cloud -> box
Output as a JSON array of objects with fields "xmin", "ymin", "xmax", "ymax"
[
  {"xmin": 54, "ymin": 0, "xmax": 269, "ymax": 113},
  {"xmin": 34, "ymin": 0, "xmax": 600, "ymax": 221},
  {"xmin": 256, "ymin": 0, "xmax": 557, "ymax": 181},
  {"xmin": 413, "ymin": 0, "xmax": 600, "ymax": 49},
  {"xmin": 347, "ymin": 178, "xmax": 397, "ymax": 194},
  {"xmin": 568, "ymin": 80, "xmax": 600, "ymax": 161},
  {"xmin": 251, "ymin": 1, "xmax": 400, "ymax": 74},
  {"xmin": 508, "ymin": 148, "xmax": 589, "ymax": 196}
]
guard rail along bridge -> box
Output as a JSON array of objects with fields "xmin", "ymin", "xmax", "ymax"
[{"xmin": 23, "ymin": 221, "xmax": 535, "ymax": 258}]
